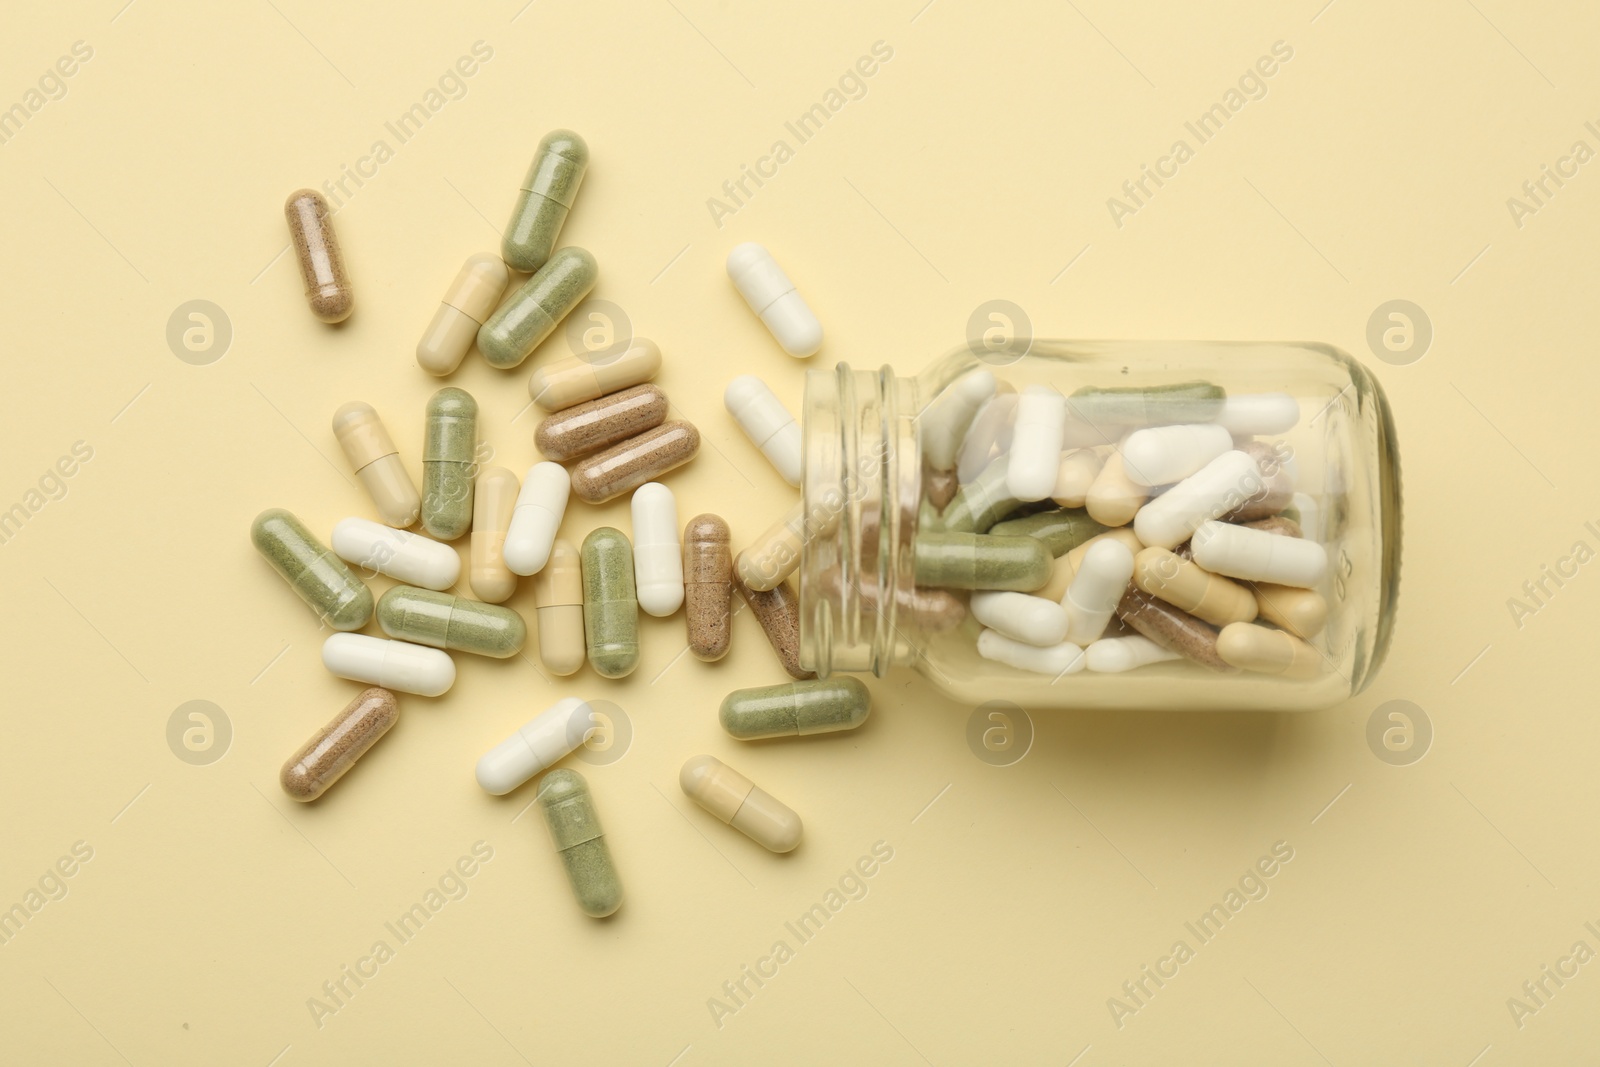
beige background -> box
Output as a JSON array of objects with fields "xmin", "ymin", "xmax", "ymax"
[{"xmin": 1, "ymin": 0, "xmax": 1595, "ymax": 1063}]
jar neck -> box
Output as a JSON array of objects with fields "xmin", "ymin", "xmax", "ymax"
[{"xmin": 799, "ymin": 363, "xmax": 922, "ymax": 677}]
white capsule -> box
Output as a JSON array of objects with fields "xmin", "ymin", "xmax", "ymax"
[
  {"xmin": 504, "ymin": 462, "xmax": 570, "ymax": 576},
  {"xmin": 321, "ymin": 633, "xmax": 455, "ymax": 697},
  {"xmin": 475, "ymin": 697, "xmax": 594, "ymax": 794},
  {"xmin": 977, "ymin": 629, "xmax": 1085, "ymax": 676},
  {"xmin": 1132, "ymin": 450, "xmax": 1262, "ymax": 549},
  {"xmin": 958, "ymin": 390, "xmax": 1018, "ymax": 482},
  {"xmin": 1120, "ymin": 424, "xmax": 1233, "ymax": 487},
  {"xmin": 1191, "ymin": 520, "xmax": 1328, "ymax": 587},
  {"xmin": 970, "ymin": 591, "xmax": 1070, "ymax": 647},
  {"xmin": 726, "ymin": 242, "xmax": 822, "ymax": 357},
  {"xmin": 724, "ymin": 375, "xmax": 802, "ymax": 487},
  {"xmin": 330, "ymin": 517, "xmax": 460, "ymax": 590},
  {"xmin": 1215, "ymin": 393, "xmax": 1299, "ymax": 436},
  {"xmin": 1063, "ymin": 538, "xmax": 1136, "ymax": 645},
  {"xmin": 1006, "ymin": 385, "xmax": 1067, "ymax": 501},
  {"xmin": 920, "ymin": 369, "xmax": 996, "ymax": 471},
  {"xmin": 630, "ymin": 482, "xmax": 684, "ymax": 617},
  {"xmin": 1085, "ymin": 634, "xmax": 1181, "ymax": 673}
]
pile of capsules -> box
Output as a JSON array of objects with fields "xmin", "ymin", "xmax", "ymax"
[{"xmin": 261, "ymin": 131, "xmax": 848, "ymax": 918}]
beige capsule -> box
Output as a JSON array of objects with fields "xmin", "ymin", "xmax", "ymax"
[
  {"xmin": 736, "ymin": 501, "xmax": 805, "ymax": 592},
  {"xmin": 332, "ymin": 401, "xmax": 421, "ymax": 528},
  {"xmin": 528, "ymin": 339, "xmax": 662, "ymax": 412},
  {"xmin": 925, "ymin": 468, "xmax": 959, "ymax": 511},
  {"xmin": 1253, "ymin": 583, "xmax": 1328, "ymax": 638},
  {"xmin": 735, "ymin": 575, "xmax": 812, "ymax": 680},
  {"xmin": 1132, "ymin": 546, "xmax": 1257, "ymax": 626},
  {"xmin": 417, "ymin": 253, "xmax": 509, "ymax": 376},
  {"xmin": 1052, "ymin": 448, "xmax": 1105, "ymax": 508},
  {"xmin": 535, "ymin": 384, "xmax": 668, "ymax": 462},
  {"xmin": 679, "ymin": 755, "xmax": 802, "ymax": 853},
  {"xmin": 1085, "ymin": 451, "xmax": 1149, "ymax": 527},
  {"xmin": 470, "ymin": 467, "xmax": 519, "ymax": 603},
  {"xmin": 285, "ymin": 189, "xmax": 353, "ymax": 323},
  {"xmin": 570, "ymin": 420, "xmax": 700, "ymax": 504},
  {"xmin": 1039, "ymin": 528, "xmax": 1143, "ymax": 601},
  {"xmin": 684, "ymin": 514, "xmax": 733, "ymax": 661},
  {"xmin": 532, "ymin": 539, "xmax": 586, "ymax": 675},
  {"xmin": 1216, "ymin": 622, "xmax": 1325, "ymax": 679},
  {"xmin": 280, "ymin": 687, "xmax": 398, "ymax": 801}
]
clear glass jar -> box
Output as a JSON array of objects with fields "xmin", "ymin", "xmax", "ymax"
[{"xmin": 798, "ymin": 340, "xmax": 1400, "ymax": 711}]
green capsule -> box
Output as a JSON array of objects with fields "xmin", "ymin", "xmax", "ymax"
[
  {"xmin": 476, "ymin": 247, "xmax": 598, "ymax": 369},
  {"xmin": 503, "ymin": 130, "xmax": 588, "ymax": 273},
  {"xmin": 988, "ymin": 508, "xmax": 1109, "ymax": 557},
  {"xmin": 421, "ymin": 387, "xmax": 477, "ymax": 540},
  {"xmin": 913, "ymin": 532, "xmax": 1051, "ymax": 591},
  {"xmin": 376, "ymin": 585, "xmax": 525, "ymax": 658},
  {"xmin": 940, "ymin": 455, "xmax": 1025, "ymax": 533},
  {"xmin": 251, "ymin": 508, "xmax": 372, "ymax": 631},
  {"xmin": 1067, "ymin": 381, "xmax": 1225, "ymax": 428},
  {"xmin": 581, "ymin": 527, "xmax": 639, "ymax": 679},
  {"xmin": 536, "ymin": 768, "xmax": 622, "ymax": 918},
  {"xmin": 719, "ymin": 677, "xmax": 872, "ymax": 740}
]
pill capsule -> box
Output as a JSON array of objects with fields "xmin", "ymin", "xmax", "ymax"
[
  {"xmin": 331, "ymin": 517, "xmax": 460, "ymax": 591},
  {"xmin": 537, "ymin": 768, "xmax": 623, "ymax": 918},
  {"xmin": 726, "ymin": 242, "xmax": 822, "ymax": 357},
  {"xmin": 913, "ymin": 532, "xmax": 1051, "ymax": 591},
  {"xmin": 1067, "ymin": 381, "xmax": 1225, "ymax": 429},
  {"xmin": 1115, "ymin": 589, "xmax": 1233, "ymax": 672},
  {"xmin": 1064, "ymin": 538, "xmax": 1136, "ymax": 645},
  {"xmin": 284, "ymin": 189, "xmax": 352, "ymax": 323},
  {"xmin": 322, "ymin": 633, "xmax": 455, "ymax": 696},
  {"xmin": 1253, "ymin": 582, "xmax": 1328, "ymax": 638},
  {"xmin": 535, "ymin": 384, "xmax": 668, "ymax": 462},
  {"xmin": 1216, "ymin": 622, "xmax": 1325, "ymax": 678},
  {"xmin": 942, "ymin": 454, "xmax": 1026, "ymax": 533},
  {"xmin": 528, "ymin": 339, "xmax": 662, "ymax": 412},
  {"xmin": 504, "ymin": 462, "xmax": 570, "ymax": 576},
  {"xmin": 1038, "ymin": 528, "xmax": 1145, "ymax": 601},
  {"xmin": 477, "ymin": 246, "xmax": 598, "ymax": 369},
  {"xmin": 631, "ymin": 482, "xmax": 684, "ymax": 617},
  {"xmin": 683, "ymin": 514, "xmax": 733, "ymax": 661},
  {"xmin": 1225, "ymin": 441, "xmax": 1296, "ymax": 522},
  {"xmin": 470, "ymin": 466, "xmax": 520, "ymax": 603},
  {"xmin": 1085, "ymin": 634, "xmax": 1181, "ymax": 673},
  {"xmin": 251, "ymin": 508, "xmax": 373, "ymax": 631},
  {"xmin": 332, "ymin": 401, "xmax": 421, "ymax": 528},
  {"xmin": 926, "ymin": 468, "xmax": 960, "ymax": 511},
  {"xmin": 1007, "ymin": 385, "xmax": 1067, "ymax": 501},
  {"xmin": 377, "ymin": 586, "xmax": 527, "ymax": 658},
  {"xmin": 735, "ymin": 576, "xmax": 813, "ymax": 680},
  {"xmin": 988, "ymin": 508, "xmax": 1109, "ymax": 557},
  {"xmin": 569, "ymin": 420, "xmax": 700, "ymax": 504},
  {"xmin": 502, "ymin": 129, "xmax": 588, "ymax": 273},
  {"xmin": 1121, "ymin": 423, "xmax": 1234, "ymax": 487},
  {"xmin": 737, "ymin": 501, "xmax": 805, "ymax": 592},
  {"xmin": 719, "ymin": 677, "xmax": 870, "ymax": 740},
  {"xmin": 476, "ymin": 696, "xmax": 596, "ymax": 794},
  {"xmin": 680, "ymin": 755, "xmax": 803, "ymax": 852},
  {"xmin": 421, "ymin": 387, "xmax": 478, "ymax": 541},
  {"xmin": 1191, "ymin": 520, "xmax": 1328, "ymax": 587},
  {"xmin": 725, "ymin": 375, "xmax": 802, "ymax": 486},
  {"xmin": 1132, "ymin": 546, "xmax": 1257, "ymax": 627},
  {"xmin": 976, "ymin": 629, "xmax": 1085, "ymax": 676},
  {"xmin": 1052, "ymin": 448, "xmax": 1104, "ymax": 508},
  {"xmin": 1214, "ymin": 392, "xmax": 1299, "ymax": 435},
  {"xmin": 581, "ymin": 527, "xmax": 640, "ymax": 678},
  {"xmin": 957, "ymin": 389, "xmax": 1018, "ymax": 483},
  {"xmin": 971, "ymin": 591, "xmax": 1069, "ymax": 647},
  {"xmin": 416, "ymin": 253, "xmax": 510, "ymax": 375},
  {"xmin": 1132, "ymin": 450, "xmax": 1260, "ymax": 549},
  {"xmin": 280, "ymin": 687, "xmax": 399, "ymax": 802},
  {"xmin": 533, "ymin": 539, "xmax": 586, "ymax": 676},
  {"xmin": 920, "ymin": 369, "xmax": 997, "ymax": 472},
  {"xmin": 1085, "ymin": 451, "xmax": 1151, "ymax": 527}
]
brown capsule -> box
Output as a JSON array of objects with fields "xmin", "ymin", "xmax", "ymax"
[
  {"xmin": 570, "ymin": 420, "xmax": 700, "ymax": 504},
  {"xmin": 1115, "ymin": 588, "xmax": 1235, "ymax": 672},
  {"xmin": 735, "ymin": 575, "xmax": 813, "ymax": 680},
  {"xmin": 280, "ymin": 687, "xmax": 398, "ymax": 801},
  {"xmin": 535, "ymin": 384, "xmax": 670, "ymax": 462},
  {"xmin": 925, "ymin": 468, "xmax": 959, "ymax": 511},
  {"xmin": 284, "ymin": 189, "xmax": 353, "ymax": 323},
  {"xmin": 684, "ymin": 514, "xmax": 733, "ymax": 661},
  {"xmin": 1253, "ymin": 583, "xmax": 1328, "ymax": 638},
  {"xmin": 1225, "ymin": 441, "xmax": 1295, "ymax": 522}
]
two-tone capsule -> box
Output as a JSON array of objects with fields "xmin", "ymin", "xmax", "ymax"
[
  {"xmin": 680, "ymin": 755, "xmax": 802, "ymax": 852},
  {"xmin": 332, "ymin": 402, "xmax": 420, "ymax": 527},
  {"xmin": 280, "ymin": 687, "xmax": 399, "ymax": 801},
  {"xmin": 536, "ymin": 768, "xmax": 623, "ymax": 918},
  {"xmin": 477, "ymin": 247, "xmax": 597, "ymax": 369},
  {"xmin": 421, "ymin": 387, "xmax": 478, "ymax": 540},
  {"xmin": 376, "ymin": 586, "xmax": 526, "ymax": 658},
  {"xmin": 581, "ymin": 527, "xmax": 639, "ymax": 678},
  {"xmin": 251, "ymin": 508, "xmax": 373, "ymax": 631},
  {"xmin": 719, "ymin": 677, "xmax": 870, "ymax": 740}
]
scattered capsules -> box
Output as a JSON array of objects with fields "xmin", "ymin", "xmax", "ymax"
[
  {"xmin": 477, "ymin": 247, "xmax": 597, "ymax": 369},
  {"xmin": 322, "ymin": 633, "xmax": 456, "ymax": 697},
  {"xmin": 536, "ymin": 384, "xmax": 668, "ymax": 462},
  {"xmin": 504, "ymin": 462, "xmax": 570, "ymax": 576},
  {"xmin": 476, "ymin": 697, "xmax": 595, "ymax": 794},
  {"xmin": 417, "ymin": 253, "xmax": 509, "ymax": 375},
  {"xmin": 680, "ymin": 755, "xmax": 803, "ymax": 852},
  {"xmin": 528, "ymin": 339, "xmax": 662, "ymax": 412},
  {"xmin": 284, "ymin": 189, "xmax": 353, "ymax": 323},
  {"xmin": 331, "ymin": 517, "xmax": 460, "ymax": 591},
  {"xmin": 569, "ymin": 419, "xmax": 700, "ymax": 504},
  {"xmin": 251, "ymin": 508, "xmax": 373, "ymax": 631},
  {"xmin": 332, "ymin": 402, "xmax": 420, "ymax": 528},
  {"xmin": 421, "ymin": 387, "xmax": 478, "ymax": 541},
  {"xmin": 537, "ymin": 768, "xmax": 623, "ymax": 918},
  {"xmin": 631, "ymin": 483, "xmax": 683, "ymax": 617},
  {"xmin": 502, "ymin": 130, "xmax": 588, "ymax": 273},
  {"xmin": 469, "ymin": 467, "xmax": 520, "ymax": 603},
  {"xmin": 726, "ymin": 242, "xmax": 822, "ymax": 357},
  {"xmin": 684, "ymin": 514, "xmax": 733, "ymax": 661},
  {"xmin": 377, "ymin": 586, "xmax": 527, "ymax": 659},
  {"xmin": 532, "ymin": 539, "xmax": 586, "ymax": 676},
  {"xmin": 280, "ymin": 687, "xmax": 399, "ymax": 802},
  {"xmin": 719, "ymin": 677, "xmax": 871, "ymax": 740},
  {"xmin": 581, "ymin": 527, "xmax": 640, "ymax": 679},
  {"xmin": 724, "ymin": 375, "xmax": 802, "ymax": 487}
]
